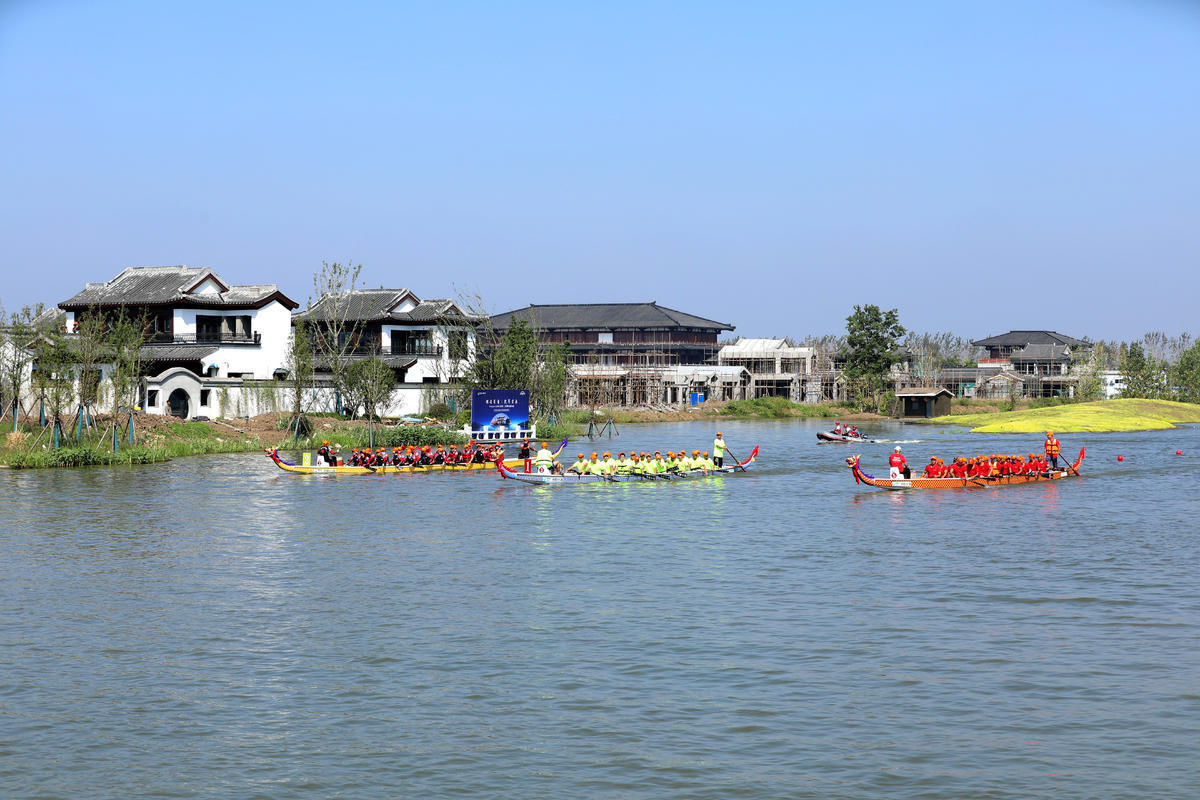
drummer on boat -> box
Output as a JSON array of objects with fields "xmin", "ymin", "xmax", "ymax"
[{"xmin": 316, "ymin": 440, "xmax": 337, "ymax": 466}]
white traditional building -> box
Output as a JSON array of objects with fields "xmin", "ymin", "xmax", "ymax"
[
  {"xmin": 294, "ymin": 289, "xmax": 477, "ymax": 417},
  {"xmin": 58, "ymin": 266, "xmax": 299, "ymax": 419}
]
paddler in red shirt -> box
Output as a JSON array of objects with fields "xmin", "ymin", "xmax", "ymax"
[{"xmin": 888, "ymin": 446, "xmax": 908, "ymax": 479}]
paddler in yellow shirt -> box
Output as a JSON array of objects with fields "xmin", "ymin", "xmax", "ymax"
[
  {"xmin": 567, "ymin": 452, "xmax": 588, "ymax": 475},
  {"xmin": 600, "ymin": 451, "xmax": 615, "ymax": 475},
  {"xmin": 614, "ymin": 452, "xmax": 631, "ymax": 475}
]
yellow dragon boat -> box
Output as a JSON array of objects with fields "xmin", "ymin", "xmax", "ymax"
[{"xmin": 265, "ymin": 438, "xmax": 566, "ymax": 475}]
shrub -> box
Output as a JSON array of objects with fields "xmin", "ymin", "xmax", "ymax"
[{"xmin": 425, "ymin": 402, "xmax": 453, "ymax": 420}]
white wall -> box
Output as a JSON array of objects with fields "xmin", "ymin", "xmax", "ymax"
[{"xmin": 175, "ymin": 300, "xmax": 293, "ymax": 378}]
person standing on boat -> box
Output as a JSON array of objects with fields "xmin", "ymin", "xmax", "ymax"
[
  {"xmin": 1044, "ymin": 431, "xmax": 1061, "ymax": 469},
  {"xmin": 713, "ymin": 432, "xmax": 729, "ymax": 467},
  {"xmin": 888, "ymin": 446, "xmax": 908, "ymax": 479},
  {"xmin": 518, "ymin": 438, "xmax": 534, "ymax": 473},
  {"xmin": 534, "ymin": 441, "xmax": 557, "ymax": 474}
]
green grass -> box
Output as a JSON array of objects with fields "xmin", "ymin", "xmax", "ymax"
[{"xmin": 926, "ymin": 398, "xmax": 1200, "ymax": 433}]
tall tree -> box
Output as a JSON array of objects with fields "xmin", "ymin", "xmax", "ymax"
[
  {"xmin": 285, "ymin": 318, "xmax": 314, "ymax": 437},
  {"xmin": 463, "ymin": 316, "xmax": 569, "ymax": 423},
  {"xmin": 1, "ymin": 305, "xmax": 40, "ymax": 426},
  {"xmin": 73, "ymin": 308, "xmax": 107, "ymax": 416},
  {"xmin": 1072, "ymin": 340, "xmax": 1106, "ymax": 402},
  {"xmin": 1118, "ymin": 342, "xmax": 1166, "ymax": 399},
  {"xmin": 107, "ymin": 309, "xmax": 146, "ymax": 417},
  {"xmin": 1170, "ymin": 341, "xmax": 1200, "ymax": 404},
  {"xmin": 30, "ymin": 320, "xmax": 75, "ymax": 446},
  {"xmin": 844, "ymin": 305, "xmax": 906, "ymax": 413},
  {"xmin": 343, "ymin": 356, "xmax": 395, "ymax": 448},
  {"xmin": 309, "ymin": 260, "xmax": 364, "ymax": 414}
]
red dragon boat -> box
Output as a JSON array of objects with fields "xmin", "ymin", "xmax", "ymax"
[{"xmin": 846, "ymin": 448, "xmax": 1084, "ymax": 490}]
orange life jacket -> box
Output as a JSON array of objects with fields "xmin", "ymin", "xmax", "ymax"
[{"xmin": 1045, "ymin": 437, "xmax": 1061, "ymax": 456}]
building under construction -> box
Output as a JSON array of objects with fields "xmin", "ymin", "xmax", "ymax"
[{"xmin": 490, "ymin": 301, "xmax": 745, "ymax": 408}]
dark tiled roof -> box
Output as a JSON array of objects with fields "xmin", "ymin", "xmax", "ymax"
[
  {"xmin": 312, "ymin": 354, "xmax": 418, "ymax": 371},
  {"xmin": 490, "ymin": 302, "xmax": 733, "ymax": 331},
  {"xmin": 298, "ymin": 291, "xmax": 478, "ymax": 325},
  {"xmin": 60, "ymin": 266, "xmax": 298, "ymax": 310},
  {"xmin": 971, "ymin": 330, "xmax": 1087, "ymax": 348},
  {"xmin": 297, "ymin": 289, "xmax": 412, "ymax": 323},
  {"xmin": 140, "ymin": 344, "xmax": 219, "ymax": 363}
]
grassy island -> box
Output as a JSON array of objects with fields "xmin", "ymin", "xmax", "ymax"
[{"xmin": 926, "ymin": 398, "xmax": 1200, "ymax": 433}]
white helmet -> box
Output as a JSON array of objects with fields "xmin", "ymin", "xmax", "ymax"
[{"xmin": 894, "ymin": 446, "xmax": 902, "ymax": 452}]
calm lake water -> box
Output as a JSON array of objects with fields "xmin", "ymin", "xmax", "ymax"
[{"xmin": 3, "ymin": 419, "xmax": 1199, "ymax": 799}]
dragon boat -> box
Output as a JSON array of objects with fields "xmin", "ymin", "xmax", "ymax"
[
  {"xmin": 496, "ymin": 446, "xmax": 758, "ymax": 485},
  {"xmin": 266, "ymin": 438, "xmax": 566, "ymax": 476},
  {"xmin": 846, "ymin": 448, "xmax": 1084, "ymax": 490}
]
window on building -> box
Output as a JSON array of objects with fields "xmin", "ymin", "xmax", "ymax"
[
  {"xmin": 598, "ymin": 331, "xmax": 613, "ymax": 344},
  {"xmin": 147, "ymin": 390, "xmax": 159, "ymax": 407},
  {"xmin": 200, "ymin": 389, "xmax": 211, "ymax": 406},
  {"xmin": 422, "ymin": 376, "xmax": 439, "ymax": 384},
  {"xmin": 448, "ymin": 330, "xmax": 468, "ymax": 361}
]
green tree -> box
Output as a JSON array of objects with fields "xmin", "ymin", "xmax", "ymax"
[
  {"xmin": 309, "ymin": 260, "xmax": 364, "ymax": 413},
  {"xmin": 343, "ymin": 356, "xmax": 396, "ymax": 448},
  {"xmin": 107, "ymin": 309, "xmax": 146, "ymax": 417},
  {"xmin": 1, "ymin": 305, "xmax": 40, "ymax": 427},
  {"xmin": 463, "ymin": 317, "xmax": 570, "ymax": 423},
  {"xmin": 844, "ymin": 305, "xmax": 906, "ymax": 413},
  {"xmin": 1119, "ymin": 342, "xmax": 1166, "ymax": 399},
  {"xmin": 1072, "ymin": 340, "xmax": 1106, "ymax": 402},
  {"xmin": 1170, "ymin": 341, "xmax": 1200, "ymax": 403},
  {"xmin": 73, "ymin": 308, "xmax": 107, "ymax": 415},
  {"xmin": 284, "ymin": 318, "xmax": 314, "ymax": 438},
  {"xmin": 470, "ymin": 318, "xmax": 537, "ymax": 391},
  {"xmin": 31, "ymin": 321, "xmax": 75, "ymax": 446}
]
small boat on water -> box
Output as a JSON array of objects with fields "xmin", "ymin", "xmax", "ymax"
[
  {"xmin": 846, "ymin": 448, "xmax": 1084, "ymax": 490},
  {"xmin": 817, "ymin": 431, "xmax": 871, "ymax": 443},
  {"xmin": 496, "ymin": 446, "xmax": 759, "ymax": 485},
  {"xmin": 266, "ymin": 438, "xmax": 567, "ymax": 476}
]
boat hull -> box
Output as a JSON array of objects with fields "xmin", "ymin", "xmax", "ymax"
[
  {"xmin": 817, "ymin": 431, "xmax": 869, "ymax": 443},
  {"xmin": 266, "ymin": 438, "xmax": 568, "ymax": 476},
  {"xmin": 497, "ymin": 446, "xmax": 759, "ymax": 485},
  {"xmin": 846, "ymin": 448, "xmax": 1084, "ymax": 490},
  {"xmin": 266, "ymin": 449, "xmax": 524, "ymax": 475}
]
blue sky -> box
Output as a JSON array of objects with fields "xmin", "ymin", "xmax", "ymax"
[{"xmin": 2, "ymin": 0, "xmax": 1197, "ymax": 341}]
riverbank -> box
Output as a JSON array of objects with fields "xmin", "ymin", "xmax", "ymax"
[
  {"xmin": 922, "ymin": 398, "xmax": 1200, "ymax": 433},
  {"xmin": 566, "ymin": 398, "xmax": 882, "ymax": 424},
  {"xmin": 0, "ymin": 412, "xmax": 469, "ymax": 469}
]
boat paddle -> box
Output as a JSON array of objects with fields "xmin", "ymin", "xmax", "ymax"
[{"xmin": 722, "ymin": 444, "xmax": 747, "ymax": 472}]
